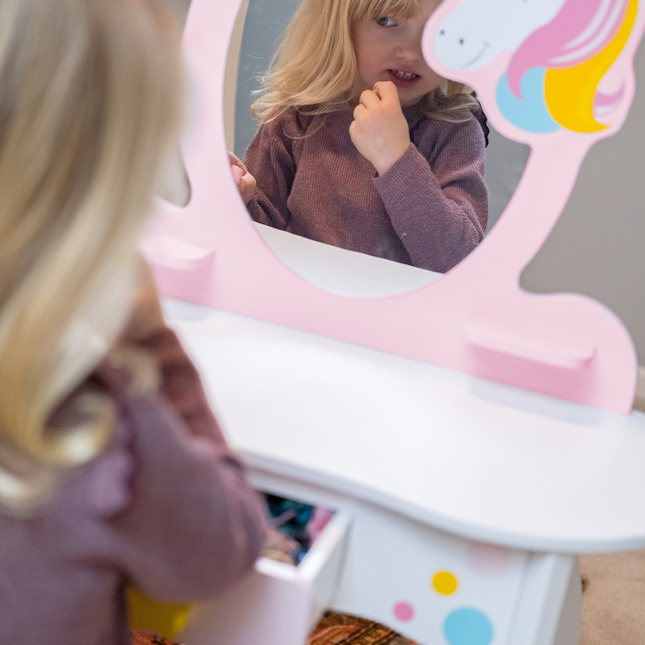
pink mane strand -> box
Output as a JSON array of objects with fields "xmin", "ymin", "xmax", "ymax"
[
  {"xmin": 594, "ymin": 84, "xmax": 626, "ymax": 114},
  {"xmin": 507, "ymin": 0, "xmax": 629, "ymax": 98}
]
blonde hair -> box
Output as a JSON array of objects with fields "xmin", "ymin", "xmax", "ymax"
[
  {"xmin": 0, "ymin": 0, "xmax": 182, "ymax": 514},
  {"xmin": 251, "ymin": 0, "xmax": 478, "ymax": 124}
]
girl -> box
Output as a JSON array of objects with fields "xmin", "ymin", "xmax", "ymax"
[
  {"xmin": 234, "ymin": 0, "xmax": 488, "ymax": 273},
  {"xmin": 0, "ymin": 1, "xmax": 265, "ymax": 644}
]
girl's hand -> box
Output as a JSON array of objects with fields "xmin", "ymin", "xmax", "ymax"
[
  {"xmin": 229, "ymin": 151, "xmax": 257, "ymax": 205},
  {"xmin": 349, "ymin": 81, "xmax": 411, "ymax": 176}
]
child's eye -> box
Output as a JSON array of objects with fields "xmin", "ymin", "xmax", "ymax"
[{"xmin": 375, "ymin": 16, "xmax": 396, "ymax": 27}]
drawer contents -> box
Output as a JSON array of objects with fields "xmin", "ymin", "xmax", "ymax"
[{"xmin": 261, "ymin": 492, "xmax": 336, "ymax": 566}]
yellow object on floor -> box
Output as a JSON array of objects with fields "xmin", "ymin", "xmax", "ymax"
[{"xmin": 126, "ymin": 586, "xmax": 190, "ymax": 640}]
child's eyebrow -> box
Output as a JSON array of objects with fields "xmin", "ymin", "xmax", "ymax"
[{"xmin": 370, "ymin": 11, "xmax": 401, "ymax": 19}]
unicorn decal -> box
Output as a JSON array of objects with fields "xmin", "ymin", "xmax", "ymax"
[{"xmin": 429, "ymin": 0, "xmax": 640, "ymax": 138}]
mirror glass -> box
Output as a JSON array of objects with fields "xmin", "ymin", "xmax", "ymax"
[{"xmin": 164, "ymin": 0, "xmax": 530, "ymax": 297}]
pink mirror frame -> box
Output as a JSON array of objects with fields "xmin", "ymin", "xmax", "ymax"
[{"xmin": 142, "ymin": 0, "xmax": 644, "ymax": 414}]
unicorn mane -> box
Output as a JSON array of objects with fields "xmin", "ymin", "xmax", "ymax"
[
  {"xmin": 505, "ymin": 0, "xmax": 637, "ymax": 132},
  {"xmin": 507, "ymin": 0, "xmax": 628, "ymax": 95}
]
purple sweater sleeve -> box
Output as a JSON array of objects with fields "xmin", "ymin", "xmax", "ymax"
[
  {"xmin": 0, "ymin": 329, "xmax": 267, "ymax": 644},
  {"xmin": 373, "ymin": 114, "xmax": 488, "ymax": 272},
  {"xmin": 104, "ymin": 329, "xmax": 267, "ymax": 602},
  {"xmin": 244, "ymin": 115, "xmax": 300, "ymax": 229}
]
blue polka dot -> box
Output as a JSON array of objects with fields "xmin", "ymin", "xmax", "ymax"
[{"xmin": 443, "ymin": 608, "xmax": 493, "ymax": 645}]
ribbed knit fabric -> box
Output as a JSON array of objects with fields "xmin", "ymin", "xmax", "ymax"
[
  {"xmin": 0, "ymin": 328, "xmax": 266, "ymax": 645},
  {"xmin": 244, "ymin": 103, "xmax": 488, "ymax": 273}
]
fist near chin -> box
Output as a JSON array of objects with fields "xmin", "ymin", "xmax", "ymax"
[{"xmin": 349, "ymin": 81, "xmax": 411, "ymax": 176}]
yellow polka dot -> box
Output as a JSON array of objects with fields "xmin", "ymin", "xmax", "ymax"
[{"xmin": 432, "ymin": 571, "xmax": 458, "ymax": 595}]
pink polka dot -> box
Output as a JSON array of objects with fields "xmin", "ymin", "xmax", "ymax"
[
  {"xmin": 393, "ymin": 602, "xmax": 414, "ymax": 622},
  {"xmin": 468, "ymin": 542, "xmax": 513, "ymax": 578}
]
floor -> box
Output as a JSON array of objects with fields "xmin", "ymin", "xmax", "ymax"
[{"xmin": 579, "ymin": 550, "xmax": 645, "ymax": 645}]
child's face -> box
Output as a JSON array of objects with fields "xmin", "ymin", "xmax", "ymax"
[{"xmin": 353, "ymin": 0, "xmax": 444, "ymax": 107}]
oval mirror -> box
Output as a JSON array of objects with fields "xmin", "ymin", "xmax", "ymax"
[{"xmin": 162, "ymin": 0, "xmax": 530, "ymax": 298}]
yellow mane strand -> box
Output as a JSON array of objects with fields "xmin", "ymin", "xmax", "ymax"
[{"xmin": 544, "ymin": 0, "xmax": 638, "ymax": 133}]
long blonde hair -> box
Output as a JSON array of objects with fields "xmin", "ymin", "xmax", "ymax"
[
  {"xmin": 251, "ymin": 0, "xmax": 478, "ymax": 124},
  {"xmin": 0, "ymin": 0, "xmax": 182, "ymax": 514}
]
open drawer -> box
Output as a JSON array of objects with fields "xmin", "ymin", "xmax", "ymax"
[{"xmin": 177, "ymin": 493, "xmax": 351, "ymax": 645}]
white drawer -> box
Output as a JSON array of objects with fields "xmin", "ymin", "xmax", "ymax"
[{"xmin": 178, "ymin": 495, "xmax": 351, "ymax": 645}]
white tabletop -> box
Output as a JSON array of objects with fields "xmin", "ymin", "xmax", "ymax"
[{"xmin": 164, "ymin": 296, "xmax": 645, "ymax": 554}]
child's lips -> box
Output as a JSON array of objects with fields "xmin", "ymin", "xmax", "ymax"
[{"xmin": 388, "ymin": 69, "xmax": 421, "ymax": 88}]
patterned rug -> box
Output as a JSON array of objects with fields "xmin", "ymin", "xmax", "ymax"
[
  {"xmin": 131, "ymin": 632, "xmax": 176, "ymax": 645},
  {"xmin": 132, "ymin": 611, "xmax": 417, "ymax": 645},
  {"xmin": 307, "ymin": 612, "xmax": 417, "ymax": 645}
]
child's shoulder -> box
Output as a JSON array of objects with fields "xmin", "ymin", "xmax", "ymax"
[
  {"xmin": 413, "ymin": 97, "xmax": 488, "ymax": 149},
  {"xmin": 261, "ymin": 107, "xmax": 319, "ymax": 139}
]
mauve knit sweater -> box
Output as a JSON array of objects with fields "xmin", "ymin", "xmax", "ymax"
[
  {"xmin": 0, "ymin": 328, "xmax": 266, "ymax": 645},
  {"xmin": 244, "ymin": 103, "xmax": 488, "ymax": 273}
]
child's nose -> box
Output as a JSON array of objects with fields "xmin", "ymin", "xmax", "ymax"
[
  {"xmin": 395, "ymin": 37, "xmax": 423, "ymax": 62},
  {"xmin": 396, "ymin": 45, "xmax": 421, "ymax": 63}
]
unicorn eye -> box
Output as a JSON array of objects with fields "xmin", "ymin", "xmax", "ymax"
[{"xmin": 376, "ymin": 16, "xmax": 396, "ymax": 27}]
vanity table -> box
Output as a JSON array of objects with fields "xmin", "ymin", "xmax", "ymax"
[
  {"xmin": 164, "ymin": 291, "xmax": 645, "ymax": 645},
  {"xmin": 138, "ymin": 0, "xmax": 645, "ymax": 643},
  {"xmin": 152, "ymin": 227, "xmax": 645, "ymax": 645}
]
